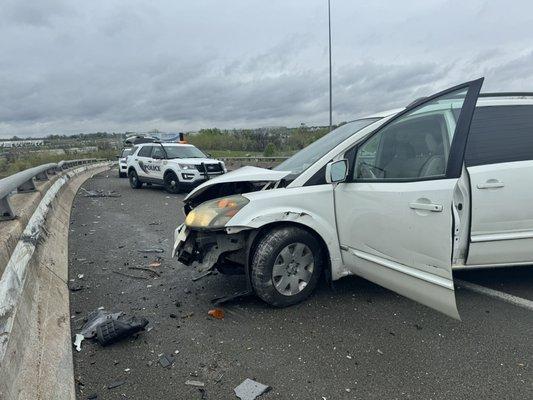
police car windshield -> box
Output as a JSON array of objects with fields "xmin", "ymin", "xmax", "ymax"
[{"xmin": 164, "ymin": 145, "xmax": 206, "ymax": 159}]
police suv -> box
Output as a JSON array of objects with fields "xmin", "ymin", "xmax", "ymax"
[{"xmin": 126, "ymin": 142, "xmax": 226, "ymax": 193}]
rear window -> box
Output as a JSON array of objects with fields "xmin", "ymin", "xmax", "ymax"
[{"xmin": 465, "ymin": 105, "xmax": 533, "ymax": 166}]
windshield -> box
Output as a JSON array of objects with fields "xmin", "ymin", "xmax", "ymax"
[
  {"xmin": 164, "ymin": 145, "xmax": 206, "ymax": 159},
  {"xmin": 274, "ymin": 118, "xmax": 380, "ymax": 175},
  {"xmin": 121, "ymin": 148, "xmax": 132, "ymax": 157}
]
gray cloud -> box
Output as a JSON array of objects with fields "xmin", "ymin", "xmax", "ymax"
[{"xmin": 1, "ymin": 0, "xmax": 533, "ymax": 137}]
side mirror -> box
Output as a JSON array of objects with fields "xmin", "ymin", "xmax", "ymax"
[{"xmin": 325, "ymin": 159, "xmax": 348, "ymax": 184}]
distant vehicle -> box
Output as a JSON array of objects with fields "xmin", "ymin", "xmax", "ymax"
[
  {"xmin": 118, "ymin": 148, "xmax": 133, "ymax": 178},
  {"xmin": 173, "ymin": 78, "xmax": 533, "ymax": 319},
  {"xmin": 126, "ymin": 142, "xmax": 226, "ymax": 193}
]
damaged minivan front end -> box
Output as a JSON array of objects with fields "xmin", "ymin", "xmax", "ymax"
[
  {"xmin": 174, "ymin": 195, "xmax": 252, "ymax": 275},
  {"xmin": 173, "ymin": 166, "xmax": 293, "ymax": 280}
]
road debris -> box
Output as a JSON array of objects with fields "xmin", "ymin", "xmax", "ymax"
[
  {"xmin": 199, "ymin": 388, "xmax": 208, "ymax": 400},
  {"xmin": 81, "ymin": 309, "xmax": 123, "ymax": 339},
  {"xmin": 81, "ymin": 188, "xmax": 121, "ymax": 198},
  {"xmin": 96, "ymin": 316, "xmax": 149, "ymax": 346},
  {"xmin": 128, "ymin": 266, "xmax": 161, "ymax": 277},
  {"xmin": 69, "ymin": 282, "xmax": 84, "ymax": 292},
  {"xmin": 138, "ymin": 247, "xmax": 165, "ymax": 254},
  {"xmin": 74, "ymin": 334, "xmax": 84, "ymax": 352},
  {"xmin": 192, "ymin": 270, "xmax": 213, "ymax": 281},
  {"xmin": 112, "ymin": 270, "xmax": 149, "ymax": 280},
  {"xmin": 159, "ymin": 353, "xmax": 175, "ymax": 368},
  {"xmin": 211, "ymin": 290, "xmax": 254, "ymax": 306},
  {"xmin": 149, "ymin": 258, "xmax": 162, "ymax": 268},
  {"xmin": 107, "ymin": 380, "xmax": 126, "ymax": 390},
  {"xmin": 207, "ymin": 308, "xmax": 225, "ymax": 320},
  {"xmin": 185, "ymin": 380, "xmax": 205, "ymax": 387},
  {"xmin": 234, "ymin": 378, "xmax": 271, "ymax": 400}
]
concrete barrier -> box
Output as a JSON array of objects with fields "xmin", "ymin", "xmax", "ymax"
[{"xmin": 0, "ymin": 163, "xmax": 111, "ymax": 400}]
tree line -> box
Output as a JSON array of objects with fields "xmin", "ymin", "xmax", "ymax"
[{"xmin": 187, "ymin": 125, "xmax": 336, "ymax": 156}]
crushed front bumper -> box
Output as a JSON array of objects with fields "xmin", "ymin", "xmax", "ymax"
[{"xmin": 172, "ymin": 224, "xmax": 247, "ymax": 272}]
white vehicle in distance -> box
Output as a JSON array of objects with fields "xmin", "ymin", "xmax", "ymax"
[
  {"xmin": 127, "ymin": 142, "xmax": 226, "ymax": 193},
  {"xmin": 118, "ymin": 148, "xmax": 133, "ymax": 178},
  {"xmin": 173, "ymin": 78, "xmax": 533, "ymax": 319}
]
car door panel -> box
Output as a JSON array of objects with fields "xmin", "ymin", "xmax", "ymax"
[
  {"xmin": 337, "ymin": 178, "xmax": 459, "ymax": 318},
  {"xmin": 463, "ymin": 103, "xmax": 533, "ymax": 266},
  {"xmin": 136, "ymin": 146, "xmax": 153, "ymax": 179},
  {"xmin": 335, "ymin": 78, "xmax": 483, "ymax": 319},
  {"xmin": 467, "ymin": 160, "xmax": 533, "ymax": 265},
  {"xmin": 150, "ymin": 146, "xmax": 166, "ymax": 182}
]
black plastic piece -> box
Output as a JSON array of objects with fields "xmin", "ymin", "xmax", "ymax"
[{"xmin": 96, "ymin": 316, "xmax": 148, "ymax": 346}]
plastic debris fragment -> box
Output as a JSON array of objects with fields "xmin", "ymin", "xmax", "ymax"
[
  {"xmin": 208, "ymin": 308, "xmax": 225, "ymax": 319},
  {"xmin": 234, "ymin": 378, "xmax": 271, "ymax": 400},
  {"xmin": 74, "ymin": 334, "xmax": 84, "ymax": 352}
]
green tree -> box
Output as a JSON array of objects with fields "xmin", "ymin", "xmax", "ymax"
[{"xmin": 263, "ymin": 142, "xmax": 277, "ymax": 157}]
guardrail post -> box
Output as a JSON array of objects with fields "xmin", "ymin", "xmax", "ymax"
[
  {"xmin": 17, "ymin": 178, "xmax": 36, "ymax": 192},
  {"xmin": 0, "ymin": 196, "xmax": 15, "ymax": 220}
]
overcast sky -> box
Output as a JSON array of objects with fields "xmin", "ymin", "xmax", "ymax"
[{"xmin": 1, "ymin": 0, "xmax": 532, "ymax": 138}]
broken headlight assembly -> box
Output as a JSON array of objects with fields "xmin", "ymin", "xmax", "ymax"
[{"xmin": 184, "ymin": 195, "xmax": 249, "ymax": 229}]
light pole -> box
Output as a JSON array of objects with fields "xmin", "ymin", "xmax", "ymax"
[{"xmin": 328, "ymin": 0, "xmax": 333, "ymax": 131}]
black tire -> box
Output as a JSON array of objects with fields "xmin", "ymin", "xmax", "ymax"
[
  {"xmin": 251, "ymin": 226, "xmax": 323, "ymax": 307},
  {"xmin": 164, "ymin": 171, "xmax": 181, "ymax": 194},
  {"xmin": 128, "ymin": 169, "xmax": 142, "ymax": 189}
]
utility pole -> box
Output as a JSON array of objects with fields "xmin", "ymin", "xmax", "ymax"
[{"xmin": 328, "ymin": 0, "xmax": 333, "ymax": 131}]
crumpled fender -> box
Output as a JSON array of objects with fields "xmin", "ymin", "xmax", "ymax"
[{"xmin": 224, "ymin": 187, "xmax": 352, "ymax": 281}]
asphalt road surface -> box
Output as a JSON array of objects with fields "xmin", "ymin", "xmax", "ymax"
[{"xmin": 69, "ymin": 171, "xmax": 533, "ymax": 400}]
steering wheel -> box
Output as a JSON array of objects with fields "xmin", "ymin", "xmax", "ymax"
[{"xmin": 359, "ymin": 162, "xmax": 384, "ymax": 179}]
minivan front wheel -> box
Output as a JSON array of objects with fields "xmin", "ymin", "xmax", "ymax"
[{"xmin": 251, "ymin": 226, "xmax": 323, "ymax": 307}]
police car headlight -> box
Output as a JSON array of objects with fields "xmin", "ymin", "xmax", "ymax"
[
  {"xmin": 185, "ymin": 195, "xmax": 249, "ymax": 229},
  {"xmin": 179, "ymin": 163, "xmax": 196, "ymax": 170}
]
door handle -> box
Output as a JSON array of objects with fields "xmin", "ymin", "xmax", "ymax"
[
  {"xmin": 477, "ymin": 180, "xmax": 504, "ymax": 189},
  {"xmin": 409, "ymin": 202, "xmax": 443, "ymax": 212}
]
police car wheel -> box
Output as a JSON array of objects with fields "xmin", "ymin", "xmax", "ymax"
[
  {"xmin": 129, "ymin": 170, "xmax": 142, "ymax": 189},
  {"xmin": 164, "ymin": 171, "xmax": 181, "ymax": 194}
]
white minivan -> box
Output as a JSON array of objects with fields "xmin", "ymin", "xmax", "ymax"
[{"xmin": 173, "ymin": 79, "xmax": 533, "ymax": 319}]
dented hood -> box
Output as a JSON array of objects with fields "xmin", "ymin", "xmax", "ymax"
[{"xmin": 184, "ymin": 166, "xmax": 290, "ymax": 202}]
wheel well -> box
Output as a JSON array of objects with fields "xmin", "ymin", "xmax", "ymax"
[
  {"xmin": 247, "ymin": 221, "xmax": 332, "ymax": 283},
  {"xmin": 164, "ymin": 169, "xmax": 177, "ymax": 178},
  {"xmin": 127, "ymin": 166, "xmax": 136, "ymax": 174}
]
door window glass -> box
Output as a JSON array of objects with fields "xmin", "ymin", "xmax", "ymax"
[
  {"xmin": 152, "ymin": 146, "xmax": 166, "ymax": 159},
  {"xmin": 354, "ymin": 88, "xmax": 467, "ymax": 181},
  {"xmin": 138, "ymin": 146, "xmax": 152, "ymax": 157}
]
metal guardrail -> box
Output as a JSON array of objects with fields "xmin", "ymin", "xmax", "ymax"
[{"xmin": 0, "ymin": 158, "xmax": 103, "ymax": 221}]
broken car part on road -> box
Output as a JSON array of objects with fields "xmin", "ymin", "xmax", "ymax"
[{"xmin": 76, "ymin": 309, "xmax": 148, "ymax": 349}]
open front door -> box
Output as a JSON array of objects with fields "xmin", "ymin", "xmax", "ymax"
[{"xmin": 335, "ymin": 79, "xmax": 483, "ymax": 319}]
